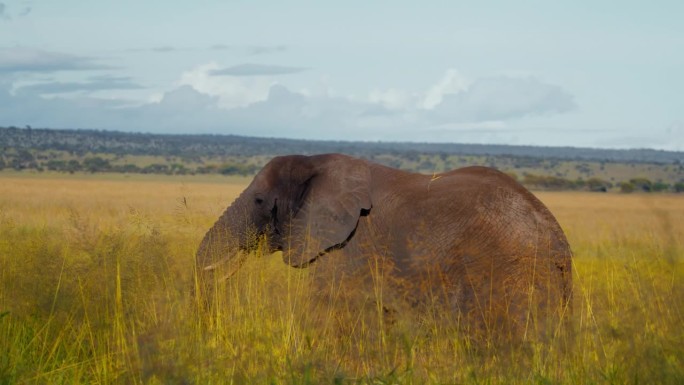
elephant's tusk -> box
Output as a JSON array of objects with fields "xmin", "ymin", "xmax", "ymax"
[
  {"xmin": 202, "ymin": 258, "xmax": 229, "ymax": 271},
  {"xmin": 219, "ymin": 260, "xmax": 247, "ymax": 281},
  {"xmin": 203, "ymin": 251, "xmax": 248, "ymax": 279}
]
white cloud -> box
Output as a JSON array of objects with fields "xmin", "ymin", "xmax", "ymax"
[
  {"xmin": 156, "ymin": 85, "xmax": 219, "ymax": 111},
  {"xmin": 430, "ymin": 76, "xmax": 575, "ymax": 122},
  {"xmin": 368, "ymin": 88, "xmax": 414, "ymax": 110},
  {"xmin": 147, "ymin": 92, "xmax": 164, "ymax": 103},
  {"xmin": 209, "ymin": 63, "xmax": 306, "ymax": 76},
  {"xmin": 178, "ymin": 63, "xmax": 275, "ymax": 108},
  {"xmin": 0, "ymin": 2, "xmax": 30, "ymax": 20},
  {"xmin": 0, "ymin": 65, "xmax": 580, "ymax": 144},
  {"xmin": 422, "ymin": 69, "xmax": 470, "ymax": 109},
  {"xmin": 246, "ymin": 45, "xmax": 287, "ymax": 56},
  {"xmin": 16, "ymin": 76, "xmax": 143, "ymax": 95},
  {"xmin": 667, "ymin": 120, "xmax": 683, "ymax": 135},
  {"xmin": 365, "ymin": 70, "xmax": 574, "ymax": 127},
  {"xmin": 207, "ymin": 44, "xmax": 287, "ymax": 56},
  {"xmin": 0, "ymin": 47, "xmax": 113, "ymax": 73}
]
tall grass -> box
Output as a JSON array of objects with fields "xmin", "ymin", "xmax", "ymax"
[{"xmin": 0, "ymin": 177, "xmax": 682, "ymax": 384}]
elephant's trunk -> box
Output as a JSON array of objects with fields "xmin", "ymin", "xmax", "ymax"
[
  {"xmin": 195, "ymin": 201, "xmax": 251, "ymax": 300},
  {"xmin": 196, "ymin": 217, "xmax": 244, "ymax": 278}
]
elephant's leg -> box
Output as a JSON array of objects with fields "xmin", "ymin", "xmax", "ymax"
[{"xmin": 306, "ymin": 250, "xmax": 411, "ymax": 339}]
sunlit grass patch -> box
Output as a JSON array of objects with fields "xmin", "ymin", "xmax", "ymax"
[{"xmin": 0, "ymin": 177, "xmax": 682, "ymax": 383}]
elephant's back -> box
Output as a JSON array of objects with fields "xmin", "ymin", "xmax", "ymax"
[
  {"xmin": 437, "ymin": 166, "xmax": 573, "ymax": 328},
  {"xmin": 443, "ymin": 165, "xmax": 572, "ymax": 307},
  {"xmin": 370, "ymin": 163, "xmax": 572, "ymax": 338},
  {"xmin": 444, "ymin": 165, "xmax": 570, "ymax": 255}
]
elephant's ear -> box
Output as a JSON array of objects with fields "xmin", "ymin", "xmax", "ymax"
[{"xmin": 285, "ymin": 155, "xmax": 371, "ymax": 267}]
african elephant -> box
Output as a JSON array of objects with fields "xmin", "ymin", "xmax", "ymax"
[{"xmin": 196, "ymin": 153, "xmax": 572, "ymax": 339}]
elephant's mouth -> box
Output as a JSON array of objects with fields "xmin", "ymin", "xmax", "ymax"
[{"xmin": 244, "ymin": 225, "xmax": 282, "ymax": 254}]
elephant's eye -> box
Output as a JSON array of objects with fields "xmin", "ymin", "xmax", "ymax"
[{"xmin": 255, "ymin": 198, "xmax": 264, "ymax": 205}]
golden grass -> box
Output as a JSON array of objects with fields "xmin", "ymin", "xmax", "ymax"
[{"xmin": 0, "ymin": 175, "xmax": 682, "ymax": 384}]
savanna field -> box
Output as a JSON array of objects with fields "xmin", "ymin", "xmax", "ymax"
[{"xmin": 0, "ymin": 173, "xmax": 682, "ymax": 384}]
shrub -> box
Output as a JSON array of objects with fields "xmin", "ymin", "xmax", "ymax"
[
  {"xmin": 142, "ymin": 163, "xmax": 169, "ymax": 174},
  {"xmin": 522, "ymin": 173, "xmax": 578, "ymax": 190},
  {"xmin": 652, "ymin": 181, "xmax": 670, "ymax": 192},
  {"xmin": 586, "ymin": 177, "xmax": 613, "ymax": 192},
  {"xmin": 629, "ymin": 178, "xmax": 652, "ymax": 192},
  {"xmin": 620, "ymin": 182, "xmax": 635, "ymax": 193},
  {"xmin": 66, "ymin": 159, "xmax": 82, "ymax": 173},
  {"xmin": 46, "ymin": 160, "xmax": 67, "ymax": 171},
  {"xmin": 83, "ymin": 157, "xmax": 111, "ymax": 173}
]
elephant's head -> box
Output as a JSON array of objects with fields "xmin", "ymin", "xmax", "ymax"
[{"xmin": 196, "ymin": 154, "xmax": 372, "ymax": 280}]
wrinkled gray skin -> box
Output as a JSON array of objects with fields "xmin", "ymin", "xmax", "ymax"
[{"xmin": 197, "ymin": 154, "xmax": 572, "ymax": 338}]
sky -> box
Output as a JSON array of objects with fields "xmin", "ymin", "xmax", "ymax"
[{"xmin": 0, "ymin": 1, "xmax": 682, "ymax": 150}]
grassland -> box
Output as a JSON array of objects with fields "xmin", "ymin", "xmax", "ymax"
[{"xmin": 0, "ymin": 174, "xmax": 682, "ymax": 384}]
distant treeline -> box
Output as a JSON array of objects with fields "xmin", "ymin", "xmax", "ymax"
[
  {"xmin": 0, "ymin": 154, "xmax": 259, "ymax": 176},
  {"xmin": 2, "ymin": 126, "xmax": 683, "ymax": 192},
  {"xmin": 3, "ymin": 152, "xmax": 683, "ymax": 193},
  {"xmin": 516, "ymin": 173, "xmax": 684, "ymax": 193},
  {"xmin": 2, "ymin": 126, "xmax": 683, "ymax": 164}
]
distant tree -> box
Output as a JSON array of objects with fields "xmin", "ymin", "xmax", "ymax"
[
  {"xmin": 197, "ymin": 164, "xmax": 219, "ymax": 174},
  {"xmin": 143, "ymin": 164, "xmax": 169, "ymax": 174},
  {"xmin": 620, "ymin": 182, "xmax": 635, "ymax": 193},
  {"xmin": 575, "ymin": 163, "xmax": 591, "ymax": 175},
  {"xmin": 404, "ymin": 153, "xmax": 419, "ymax": 162},
  {"xmin": 46, "ymin": 160, "xmax": 67, "ymax": 171},
  {"xmin": 652, "ymin": 182, "xmax": 670, "ymax": 192},
  {"xmin": 218, "ymin": 163, "xmax": 243, "ymax": 175},
  {"xmin": 12, "ymin": 149, "xmax": 35, "ymax": 170},
  {"xmin": 586, "ymin": 177, "xmax": 613, "ymax": 192},
  {"xmin": 522, "ymin": 174, "xmax": 577, "ymax": 190},
  {"xmin": 66, "ymin": 160, "xmax": 82, "ymax": 173},
  {"xmin": 83, "ymin": 157, "xmax": 111, "ymax": 173},
  {"xmin": 169, "ymin": 163, "xmax": 189, "ymax": 175},
  {"xmin": 505, "ymin": 171, "xmax": 518, "ymax": 181},
  {"xmin": 629, "ymin": 178, "xmax": 652, "ymax": 192},
  {"xmin": 418, "ymin": 160, "xmax": 436, "ymax": 171},
  {"xmin": 218, "ymin": 162, "xmax": 258, "ymax": 176},
  {"xmin": 674, "ymin": 182, "xmax": 684, "ymax": 193},
  {"xmin": 16, "ymin": 150, "xmax": 35, "ymax": 164},
  {"xmin": 113, "ymin": 164, "xmax": 141, "ymax": 173}
]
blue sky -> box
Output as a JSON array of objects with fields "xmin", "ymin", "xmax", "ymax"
[{"xmin": 1, "ymin": 1, "xmax": 682, "ymax": 150}]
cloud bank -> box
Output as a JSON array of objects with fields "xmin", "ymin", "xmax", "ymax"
[
  {"xmin": 209, "ymin": 63, "xmax": 308, "ymax": 77},
  {"xmin": 0, "ymin": 2, "xmax": 30, "ymax": 21},
  {"xmin": 0, "ymin": 63, "xmax": 580, "ymax": 143},
  {"xmin": 16, "ymin": 76, "xmax": 144, "ymax": 95},
  {"xmin": 431, "ymin": 76, "xmax": 575, "ymax": 122},
  {"xmin": 0, "ymin": 47, "xmax": 113, "ymax": 73}
]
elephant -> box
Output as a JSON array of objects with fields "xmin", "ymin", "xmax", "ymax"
[{"xmin": 196, "ymin": 153, "xmax": 572, "ymax": 340}]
